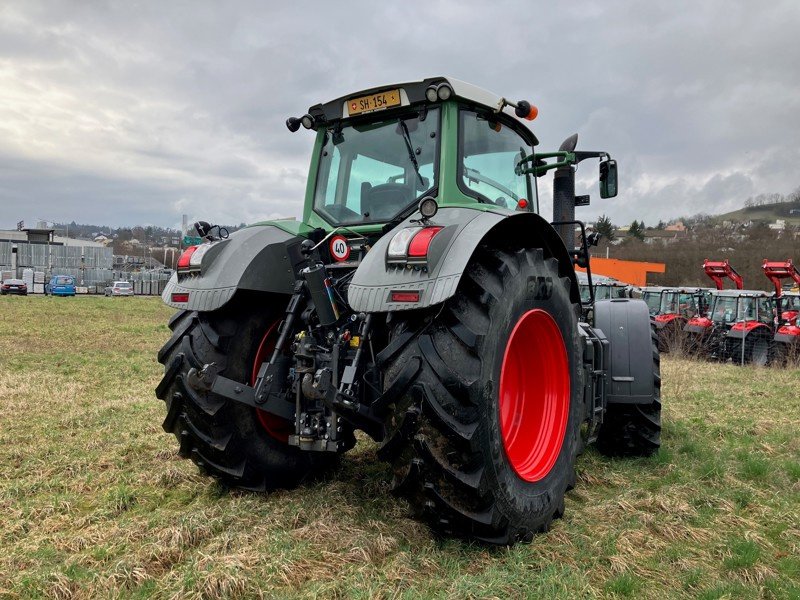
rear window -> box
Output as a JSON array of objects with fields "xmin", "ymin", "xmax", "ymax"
[
  {"xmin": 116, "ymin": 282, "xmax": 131, "ymax": 288},
  {"xmin": 56, "ymin": 276, "xmax": 74, "ymax": 285}
]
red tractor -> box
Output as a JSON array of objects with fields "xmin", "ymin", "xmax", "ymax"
[
  {"xmin": 684, "ymin": 260, "xmax": 774, "ymax": 364},
  {"xmin": 763, "ymin": 259, "xmax": 800, "ymax": 363},
  {"xmin": 651, "ymin": 287, "xmax": 710, "ymax": 352}
]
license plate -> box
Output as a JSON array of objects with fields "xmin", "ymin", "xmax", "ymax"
[{"xmin": 347, "ymin": 89, "xmax": 401, "ymax": 116}]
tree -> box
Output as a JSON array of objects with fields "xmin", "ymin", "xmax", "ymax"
[
  {"xmin": 628, "ymin": 220, "xmax": 645, "ymax": 241},
  {"xmin": 595, "ymin": 214, "xmax": 615, "ymax": 241}
]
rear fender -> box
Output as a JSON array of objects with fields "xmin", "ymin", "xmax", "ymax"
[
  {"xmin": 162, "ymin": 224, "xmax": 308, "ymax": 311},
  {"xmin": 654, "ymin": 313, "xmax": 686, "ymax": 330},
  {"xmin": 347, "ymin": 208, "xmax": 580, "ymax": 312},
  {"xmin": 726, "ymin": 322, "xmax": 771, "ymax": 340},
  {"xmin": 593, "ymin": 299, "xmax": 656, "ymax": 405}
]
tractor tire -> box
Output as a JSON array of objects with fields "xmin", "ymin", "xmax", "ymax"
[
  {"xmin": 595, "ymin": 324, "xmax": 661, "ymax": 457},
  {"xmin": 378, "ymin": 245, "xmax": 583, "ymax": 545},
  {"xmin": 744, "ymin": 331, "xmax": 771, "ymax": 367},
  {"xmin": 155, "ymin": 295, "xmax": 334, "ymax": 491}
]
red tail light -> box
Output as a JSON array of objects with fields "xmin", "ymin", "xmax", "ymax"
[
  {"xmin": 177, "ymin": 246, "xmax": 198, "ymax": 270},
  {"xmin": 171, "ymin": 293, "xmax": 190, "ymax": 303},
  {"xmin": 408, "ymin": 227, "xmax": 443, "ymax": 257}
]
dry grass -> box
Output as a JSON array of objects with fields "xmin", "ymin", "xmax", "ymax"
[{"xmin": 0, "ymin": 295, "xmax": 798, "ymax": 599}]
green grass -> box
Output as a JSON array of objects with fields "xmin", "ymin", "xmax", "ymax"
[{"xmin": 1, "ymin": 296, "xmax": 799, "ymax": 598}]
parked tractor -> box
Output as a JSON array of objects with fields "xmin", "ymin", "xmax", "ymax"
[
  {"xmin": 641, "ymin": 286, "xmax": 666, "ymax": 316},
  {"xmin": 155, "ymin": 77, "xmax": 660, "ymax": 545},
  {"xmin": 685, "ymin": 289, "xmax": 774, "ymax": 364},
  {"xmin": 684, "ymin": 260, "xmax": 773, "ymax": 364},
  {"xmin": 763, "ymin": 259, "xmax": 800, "ymax": 363},
  {"xmin": 651, "ymin": 287, "xmax": 710, "ymax": 352},
  {"xmin": 578, "ymin": 274, "xmax": 637, "ymax": 302}
]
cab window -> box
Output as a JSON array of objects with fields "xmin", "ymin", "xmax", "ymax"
[
  {"xmin": 313, "ymin": 109, "xmax": 439, "ymax": 225},
  {"xmin": 458, "ymin": 110, "xmax": 535, "ymax": 211}
]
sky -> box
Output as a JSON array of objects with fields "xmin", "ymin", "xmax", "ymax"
[{"xmin": 2, "ymin": 1, "xmax": 800, "ymax": 231}]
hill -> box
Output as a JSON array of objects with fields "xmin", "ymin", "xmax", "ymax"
[{"xmin": 714, "ymin": 200, "xmax": 800, "ymax": 225}]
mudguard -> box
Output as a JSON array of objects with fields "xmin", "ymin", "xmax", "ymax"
[
  {"xmin": 347, "ymin": 207, "xmax": 580, "ymax": 312},
  {"xmin": 775, "ymin": 324, "xmax": 800, "ymax": 344},
  {"xmin": 654, "ymin": 313, "xmax": 685, "ymax": 330},
  {"xmin": 162, "ymin": 224, "xmax": 308, "ymax": 311},
  {"xmin": 725, "ymin": 322, "xmax": 771, "ymax": 340},
  {"xmin": 593, "ymin": 299, "xmax": 657, "ymax": 405}
]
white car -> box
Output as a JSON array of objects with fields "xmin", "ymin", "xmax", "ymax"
[{"xmin": 105, "ymin": 281, "xmax": 134, "ymax": 296}]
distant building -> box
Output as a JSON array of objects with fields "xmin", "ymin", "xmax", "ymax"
[
  {"xmin": 665, "ymin": 221, "xmax": 686, "ymax": 231},
  {"xmin": 769, "ymin": 219, "xmax": 786, "ymax": 231}
]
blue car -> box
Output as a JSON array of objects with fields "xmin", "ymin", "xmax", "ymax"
[{"xmin": 47, "ymin": 275, "xmax": 76, "ymax": 297}]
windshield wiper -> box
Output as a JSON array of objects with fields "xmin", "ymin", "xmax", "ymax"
[
  {"xmin": 399, "ymin": 120, "xmax": 425, "ymax": 188},
  {"xmin": 381, "ymin": 187, "xmax": 438, "ymax": 234}
]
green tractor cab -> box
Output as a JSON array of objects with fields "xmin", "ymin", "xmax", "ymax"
[{"xmin": 156, "ymin": 77, "xmax": 659, "ymax": 545}]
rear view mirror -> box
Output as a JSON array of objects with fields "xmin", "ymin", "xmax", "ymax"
[{"xmin": 599, "ymin": 159, "xmax": 618, "ymax": 199}]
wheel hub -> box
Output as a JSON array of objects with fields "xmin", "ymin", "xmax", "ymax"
[
  {"xmin": 253, "ymin": 321, "xmax": 293, "ymax": 442},
  {"xmin": 499, "ymin": 309, "xmax": 570, "ymax": 482}
]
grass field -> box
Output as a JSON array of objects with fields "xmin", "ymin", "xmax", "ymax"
[{"xmin": 0, "ymin": 296, "xmax": 798, "ymax": 599}]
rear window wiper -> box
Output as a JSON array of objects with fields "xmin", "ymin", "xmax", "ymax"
[{"xmin": 399, "ymin": 120, "xmax": 425, "ymax": 188}]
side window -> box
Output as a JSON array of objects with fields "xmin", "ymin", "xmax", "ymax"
[
  {"xmin": 324, "ymin": 148, "xmax": 341, "ymax": 205},
  {"xmin": 459, "ymin": 110, "xmax": 534, "ymax": 210},
  {"xmin": 758, "ymin": 298, "xmax": 773, "ymax": 323}
]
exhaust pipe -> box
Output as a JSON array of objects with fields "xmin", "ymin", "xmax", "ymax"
[{"xmin": 552, "ymin": 134, "xmax": 578, "ymax": 251}]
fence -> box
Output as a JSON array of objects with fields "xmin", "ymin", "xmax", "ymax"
[{"xmin": 0, "ymin": 241, "xmax": 171, "ymax": 294}]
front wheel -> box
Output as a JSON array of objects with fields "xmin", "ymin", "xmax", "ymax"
[{"xmin": 379, "ymin": 246, "xmax": 583, "ymax": 545}]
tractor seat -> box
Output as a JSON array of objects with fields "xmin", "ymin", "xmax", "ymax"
[{"xmin": 361, "ymin": 182, "xmax": 414, "ymax": 221}]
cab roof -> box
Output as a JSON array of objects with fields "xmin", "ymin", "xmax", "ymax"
[
  {"xmin": 306, "ymin": 76, "xmax": 538, "ymax": 145},
  {"xmin": 713, "ymin": 289, "xmax": 770, "ymax": 298}
]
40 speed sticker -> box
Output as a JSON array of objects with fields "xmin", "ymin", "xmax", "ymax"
[{"xmin": 329, "ymin": 235, "xmax": 350, "ymax": 261}]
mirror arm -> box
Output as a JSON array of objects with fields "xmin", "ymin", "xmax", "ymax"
[{"xmin": 517, "ymin": 150, "xmax": 612, "ymax": 177}]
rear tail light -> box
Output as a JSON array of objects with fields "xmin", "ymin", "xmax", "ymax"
[
  {"xmin": 387, "ymin": 226, "xmax": 444, "ymax": 264},
  {"xmin": 171, "ymin": 293, "xmax": 190, "ymax": 303},
  {"xmin": 387, "ymin": 227, "xmax": 422, "ymax": 261},
  {"xmin": 178, "ymin": 243, "xmax": 214, "ymax": 272},
  {"xmin": 407, "ymin": 227, "xmax": 443, "ymax": 257},
  {"xmin": 177, "ymin": 245, "xmax": 198, "ymax": 270}
]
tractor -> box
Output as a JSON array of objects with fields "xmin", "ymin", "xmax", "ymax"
[
  {"xmin": 577, "ymin": 273, "xmax": 637, "ymax": 302},
  {"xmin": 685, "ymin": 289, "xmax": 774, "ymax": 365},
  {"xmin": 155, "ymin": 77, "xmax": 660, "ymax": 545},
  {"xmin": 651, "ymin": 287, "xmax": 710, "ymax": 353},
  {"xmin": 763, "ymin": 259, "xmax": 800, "ymax": 363},
  {"xmin": 641, "ymin": 286, "xmax": 666, "ymax": 317},
  {"xmin": 684, "ymin": 260, "xmax": 773, "ymax": 364}
]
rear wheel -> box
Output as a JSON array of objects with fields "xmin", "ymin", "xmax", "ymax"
[
  {"xmin": 745, "ymin": 331, "xmax": 771, "ymax": 367},
  {"xmin": 155, "ymin": 295, "xmax": 334, "ymax": 490},
  {"xmin": 379, "ymin": 246, "xmax": 583, "ymax": 545}
]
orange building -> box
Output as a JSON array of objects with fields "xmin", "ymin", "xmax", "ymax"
[{"xmin": 576, "ymin": 257, "xmax": 665, "ymax": 287}]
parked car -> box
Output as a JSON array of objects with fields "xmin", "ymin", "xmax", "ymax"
[
  {"xmin": 105, "ymin": 281, "xmax": 134, "ymax": 296},
  {"xmin": 46, "ymin": 275, "xmax": 76, "ymax": 296},
  {"xmin": 1, "ymin": 278, "xmax": 27, "ymax": 296}
]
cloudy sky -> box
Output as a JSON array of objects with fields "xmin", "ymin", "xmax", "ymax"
[{"xmin": 2, "ymin": 1, "xmax": 800, "ymax": 231}]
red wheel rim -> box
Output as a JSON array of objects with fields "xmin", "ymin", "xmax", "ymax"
[
  {"xmin": 499, "ymin": 309, "xmax": 570, "ymax": 482},
  {"xmin": 252, "ymin": 321, "xmax": 293, "ymax": 443}
]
